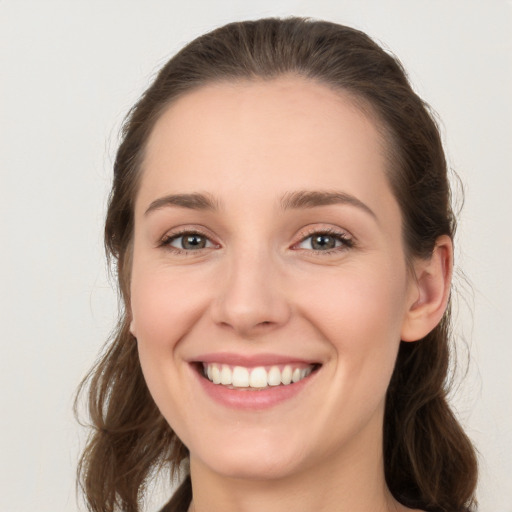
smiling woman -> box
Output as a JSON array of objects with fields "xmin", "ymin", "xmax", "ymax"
[{"xmin": 75, "ymin": 17, "xmax": 478, "ymax": 512}]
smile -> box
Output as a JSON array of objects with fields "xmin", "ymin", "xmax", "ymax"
[{"xmin": 202, "ymin": 363, "xmax": 316, "ymax": 389}]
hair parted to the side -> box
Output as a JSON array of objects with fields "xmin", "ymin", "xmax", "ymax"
[{"xmin": 75, "ymin": 17, "xmax": 478, "ymax": 512}]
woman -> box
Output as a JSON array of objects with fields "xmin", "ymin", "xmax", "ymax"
[{"xmin": 76, "ymin": 17, "xmax": 478, "ymax": 512}]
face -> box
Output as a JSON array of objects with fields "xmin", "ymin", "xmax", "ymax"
[{"xmin": 130, "ymin": 77, "xmax": 418, "ymax": 482}]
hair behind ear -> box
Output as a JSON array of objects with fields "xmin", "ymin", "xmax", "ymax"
[{"xmin": 385, "ymin": 312, "xmax": 478, "ymax": 511}]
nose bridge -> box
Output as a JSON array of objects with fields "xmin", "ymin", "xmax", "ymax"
[{"xmin": 211, "ymin": 241, "xmax": 290, "ymax": 334}]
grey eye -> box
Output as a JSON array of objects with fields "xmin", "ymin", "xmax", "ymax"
[
  {"xmin": 310, "ymin": 234, "xmax": 337, "ymax": 250},
  {"xmin": 169, "ymin": 233, "xmax": 212, "ymax": 250},
  {"xmin": 296, "ymin": 231, "xmax": 353, "ymax": 252},
  {"xmin": 298, "ymin": 234, "xmax": 342, "ymax": 251}
]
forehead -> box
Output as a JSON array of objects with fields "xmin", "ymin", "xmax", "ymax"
[{"xmin": 137, "ymin": 76, "xmax": 396, "ymax": 221}]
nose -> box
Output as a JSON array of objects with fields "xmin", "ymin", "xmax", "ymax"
[{"xmin": 210, "ymin": 248, "xmax": 292, "ymax": 337}]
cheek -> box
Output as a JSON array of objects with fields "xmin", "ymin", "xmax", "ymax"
[
  {"xmin": 129, "ymin": 266, "xmax": 204, "ymax": 437},
  {"xmin": 296, "ymin": 262, "xmax": 408, "ymax": 394},
  {"xmin": 130, "ymin": 262, "xmax": 211, "ymax": 349},
  {"xmin": 299, "ymin": 263, "xmax": 408, "ymax": 336}
]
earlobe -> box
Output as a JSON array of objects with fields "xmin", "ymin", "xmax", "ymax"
[
  {"xmin": 129, "ymin": 317, "xmax": 137, "ymax": 338},
  {"xmin": 401, "ymin": 235, "xmax": 453, "ymax": 342}
]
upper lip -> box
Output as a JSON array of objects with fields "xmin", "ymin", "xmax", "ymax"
[{"xmin": 189, "ymin": 352, "xmax": 319, "ymax": 367}]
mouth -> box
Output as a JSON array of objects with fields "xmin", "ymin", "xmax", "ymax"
[{"xmin": 198, "ymin": 362, "xmax": 320, "ymax": 390}]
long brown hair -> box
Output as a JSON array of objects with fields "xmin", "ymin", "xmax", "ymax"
[{"xmin": 75, "ymin": 17, "xmax": 478, "ymax": 512}]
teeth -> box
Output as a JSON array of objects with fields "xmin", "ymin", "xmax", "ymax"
[
  {"xmin": 232, "ymin": 366, "xmax": 249, "ymax": 387},
  {"xmin": 281, "ymin": 365, "xmax": 292, "ymax": 385},
  {"xmin": 220, "ymin": 365, "xmax": 232, "ymax": 385},
  {"xmin": 292, "ymin": 368, "xmax": 302, "ymax": 383},
  {"xmin": 249, "ymin": 367, "xmax": 268, "ymax": 388},
  {"xmin": 268, "ymin": 366, "xmax": 281, "ymax": 386},
  {"xmin": 202, "ymin": 363, "xmax": 314, "ymax": 389},
  {"xmin": 211, "ymin": 364, "xmax": 221, "ymax": 384}
]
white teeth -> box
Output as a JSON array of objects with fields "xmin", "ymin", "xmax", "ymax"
[
  {"xmin": 232, "ymin": 366, "xmax": 250, "ymax": 387},
  {"xmin": 268, "ymin": 366, "xmax": 281, "ymax": 386},
  {"xmin": 211, "ymin": 365, "xmax": 221, "ymax": 384},
  {"xmin": 292, "ymin": 368, "xmax": 302, "ymax": 383},
  {"xmin": 220, "ymin": 365, "xmax": 232, "ymax": 385},
  {"xmin": 249, "ymin": 367, "xmax": 268, "ymax": 388},
  {"xmin": 202, "ymin": 362, "xmax": 314, "ymax": 389},
  {"xmin": 281, "ymin": 365, "xmax": 292, "ymax": 385}
]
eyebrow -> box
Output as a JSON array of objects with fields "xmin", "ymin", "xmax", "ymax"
[
  {"xmin": 144, "ymin": 190, "xmax": 376, "ymax": 220},
  {"xmin": 280, "ymin": 190, "xmax": 377, "ymax": 219},
  {"xmin": 145, "ymin": 192, "xmax": 220, "ymax": 215}
]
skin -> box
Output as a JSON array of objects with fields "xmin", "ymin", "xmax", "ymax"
[{"xmin": 129, "ymin": 76, "xmax": 451, "ymax": 512}]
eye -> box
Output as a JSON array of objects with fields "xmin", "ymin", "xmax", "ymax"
[
  {"xmin": 295, "ymin": 230, "xmax": 353, "ymax": 252},
  {"xmin": 162, "ymin": 231, "xmax": 215, "ymax": 252}
]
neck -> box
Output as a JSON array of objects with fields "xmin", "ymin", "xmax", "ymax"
[{"xmin": 187, "ymin": 420, "xmax": 407, "ymax": 512}]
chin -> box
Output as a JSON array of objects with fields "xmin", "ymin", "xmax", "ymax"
[
  {"xmin": 198, "ymin": 453, "xmax": 302, "ymax": 481},
  {"xmin": 188, "ymin": 431, "xmax": 310, "ymax": 481}
]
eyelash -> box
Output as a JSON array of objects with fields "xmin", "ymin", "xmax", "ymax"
[
  {"xmin": 159, "ymin": 227, "xmax": 354, "ymax": 256},
  {"xmin": 160, "ymin": 229, "xmax": 216, "ymax": 256},
  {"xmin": 294, "ymin": 227, "xmax": 354, "ymax": 255}
]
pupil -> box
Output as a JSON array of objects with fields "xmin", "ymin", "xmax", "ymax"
[
  {"xmin": 183, "ymin": 235, "xmax": 205, "ymax": 250},
  {"xmin": 312, "ymin": 235, "xmax": 335, "ymax": 250}
]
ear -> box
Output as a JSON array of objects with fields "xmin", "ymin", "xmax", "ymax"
[{"xmin": 401, "ymin": 235, "xmax": 453, "ymax": 342}]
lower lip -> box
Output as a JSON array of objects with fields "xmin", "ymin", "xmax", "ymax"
[{"xmin": 194, "ymin": 366, "xmax": 316, "ymax": 410}]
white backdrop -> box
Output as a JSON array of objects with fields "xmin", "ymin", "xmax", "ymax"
[{"xmin": 1, "ymin": 1, "xmax": 510, "ymax": 511}]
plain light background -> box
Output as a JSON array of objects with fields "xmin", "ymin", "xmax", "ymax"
[{"xmin": 1, "ymin": 1, "xmax": 510, "ymax": 511}]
